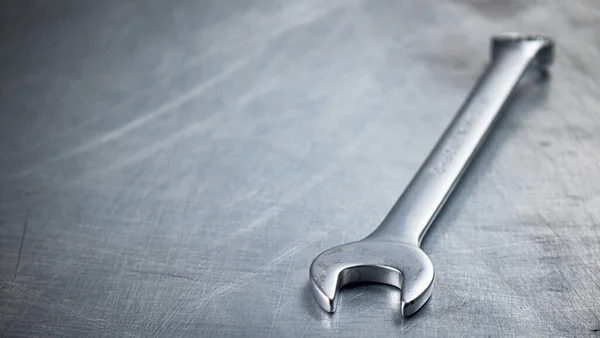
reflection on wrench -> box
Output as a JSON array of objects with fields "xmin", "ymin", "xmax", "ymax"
[{"xmin": 309, "ymin": 33, "xmax": 554, "ymax": 317}]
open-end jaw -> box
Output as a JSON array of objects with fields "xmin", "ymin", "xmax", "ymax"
[{"xmin": 309, "ymin": 240, "xmax": 434, "ymax": 317}]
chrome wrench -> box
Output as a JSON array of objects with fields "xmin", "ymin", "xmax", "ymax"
[{"xmin": 309, "ymin": 33, "xmax": 554, "ymax": 317}]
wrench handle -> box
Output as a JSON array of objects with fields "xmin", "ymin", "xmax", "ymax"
[{"xmin": 366, "ymin": 35, "xmax": 553, "ymax": 247}]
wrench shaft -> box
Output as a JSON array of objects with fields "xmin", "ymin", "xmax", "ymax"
[
  {"xmin": 366, "ymin": 39, "xmax": 550, "ymax": 246},
  {"xmin": 309, "ymin": 34, "xmax": 554, "ymax": 317}
]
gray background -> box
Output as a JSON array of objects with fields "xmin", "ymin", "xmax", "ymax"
[{"xmin": 1, "ymin": 0, "xmax": 600, "ymax": 337}]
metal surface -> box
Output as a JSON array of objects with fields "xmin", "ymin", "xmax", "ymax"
[
  {"xmin": 1, "ymin": 1, "xmax": 600, "ymax": 337},
  {"xmin": 309, "ymin": 34, "xmax": 554, "ymax": 317}
]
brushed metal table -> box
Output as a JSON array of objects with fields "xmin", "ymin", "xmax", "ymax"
[{"xmin": 1, "ymin": 1, "xmax": 600, "ymax": 337}]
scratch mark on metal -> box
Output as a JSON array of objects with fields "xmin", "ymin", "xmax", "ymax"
[
  {"xmin": 14, "ymin": 209, "xmax": 29, "ymax": 279},
  {"xmin": 459, "ymin": 276, "xmax": 472, "ymax": 307},
  {"xmin": 268, "ymin": 255, "xmax": 294, "ymax": 336},
  {"xmin": 536, "ymin": 212, "xmax": 600, "ymax": 323},
  {"xmin": 154, "ymin": 233, "xmax": 323, "ymax": 334},
  {"xmin": 7, "ymin": 287, "xmax": 123, "ymax": 337},
  {"xmin": 556, "ymin": 267, "xmax": 600, "ymax": 324},
  {"xmin": 125, "ymin": 268, "xmax": 197, "ymax": 282},
  {"xmin": 345, "ymin": 302, "xmax": 370, "ymax": 322},
  {"xmin": 402, "ymin": 315, "xmax": 426, "ymax": 332},
  {"xmin": 278, "ymin": 298, "xmax": 293, "ymax": 311},
  {"xmin": 86, "ymin": 117, "xmax": 217, "ymax": 179},
  {"xmin": 85, "ymin": 77, "xmax": 280, "ymax": 182},
  {"xmin": 10, "ymin": 47, "xmax": 257, "ymax": 180},
  {"xmin": 298, "ymin": 313, "xmax": 315, "ymax": 338},
  {"xmin": 428, "ymin": 236, "xmax": 573, "ymax": 257},
  {"xmin": 226, "ymin": 121, "xmax": 379, "ymax": 245},
  {"xmin": 349, "ymin": 291, "xmax": 365, "ymax": 301},
  {"xmin": 8, "ymin": 1, "xmax": 350, "ymax": 182},
  {"xmin": 199, "ymin": 236, "xmax": 318, "ymax": 306},
  {"xmin": 229, "ymin": 173, "xmax": 326, "ymax": 238}
]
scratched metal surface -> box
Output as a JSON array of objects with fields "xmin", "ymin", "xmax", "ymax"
[{"xmin": 1, "ymin": 0, "xmax": 600, "ymax": 337}]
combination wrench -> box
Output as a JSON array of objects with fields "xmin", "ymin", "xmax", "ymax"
[{"xmin": 309, "ymin": 33, "xmax": 554, "ymax": 317}]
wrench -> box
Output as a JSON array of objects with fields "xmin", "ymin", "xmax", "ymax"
[{"xmin": 309, "ymin": 33, "xmax": 554, "ymax": 317}]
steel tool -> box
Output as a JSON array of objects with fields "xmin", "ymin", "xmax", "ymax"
[{"xmin": 309, "ymin": 33, "xmax": 554, "ymax": 317}]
